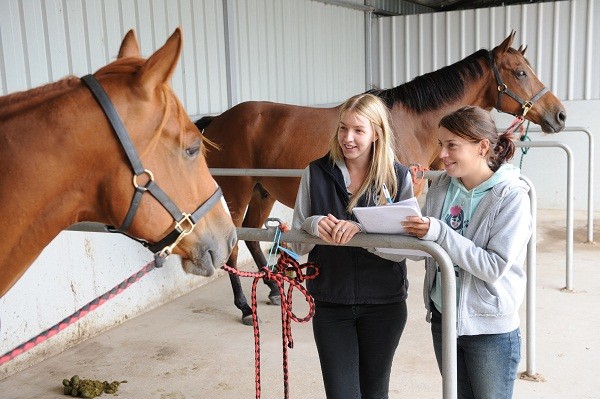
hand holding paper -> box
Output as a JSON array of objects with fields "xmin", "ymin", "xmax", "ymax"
[
  {"xmin": 353, "ymin": 197, "xmax": 430, "ymax": 257},
  {"xmin": 353, "ymin": 197, "xmax": 422, "ymax": 235}
]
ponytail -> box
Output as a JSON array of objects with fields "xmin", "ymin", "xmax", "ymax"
[{"xmin": 488, "ymin": 131, "xmax": 516, "ymax": 171}]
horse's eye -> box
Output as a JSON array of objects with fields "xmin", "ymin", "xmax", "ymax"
[
  {"xmin": 185, "ymin": 145, "xmax": 201, "ymax": 157},
  {"xmin": 516, "ymin": 70, "xmax": 527, "ymax": 79}
]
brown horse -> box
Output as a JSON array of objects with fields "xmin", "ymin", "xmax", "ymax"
[
  {"xmin": 197, "ymin": 31, "xmax": 566, "ymax": 324},
  {"xmin": 0, "ymin": 28, "xmax": 236, "ymax": 299}
]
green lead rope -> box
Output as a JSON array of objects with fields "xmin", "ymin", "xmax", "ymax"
[{"xmin": 519, "ymin": 120, "xmax": 532, "ymax": 169}]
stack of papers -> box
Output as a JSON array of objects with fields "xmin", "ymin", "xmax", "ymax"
[{"xmin": 353, "ymin": 197, "xmax": 430, "ymax": 257}]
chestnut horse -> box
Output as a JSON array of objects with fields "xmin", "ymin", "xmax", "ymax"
[
  {"xmin": 197, "ymin": 31, "xmax": 566, "ymax": 324},
  {"xmin": 0, "ymin": 28, "xmax": 236, "ymax": 299}
]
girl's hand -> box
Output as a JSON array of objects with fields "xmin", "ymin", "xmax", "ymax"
[
  {"xmin": 318, "ymin": 214, "xmax": 359, "ymax": 245},
  {"xmin": 402, "ymin": 216, "xmax": 431, "ymax": 239}
]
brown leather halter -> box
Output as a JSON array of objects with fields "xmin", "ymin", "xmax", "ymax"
[{"xmin": 81, "ymin": 74, "xmax": 223, "ymax": 265}]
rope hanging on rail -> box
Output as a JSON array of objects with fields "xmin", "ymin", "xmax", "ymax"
[{"xmin": 222, "ymin": 226, "xmax": 319, "ymax": 399}]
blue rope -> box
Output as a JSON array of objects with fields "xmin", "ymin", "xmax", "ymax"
[{"xmin": 266, "ymin": 227, "xmax": 283, "ymax": 271}]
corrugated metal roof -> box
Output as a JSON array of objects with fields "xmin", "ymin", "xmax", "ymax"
[{"xmin": 368, "ymin": 0, "xmax": 564, "ymax": 15}]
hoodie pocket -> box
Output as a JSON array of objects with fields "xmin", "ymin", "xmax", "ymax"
[{"xmin": 469, "ymin": 278, "xmax": 501, "ymax": 316}]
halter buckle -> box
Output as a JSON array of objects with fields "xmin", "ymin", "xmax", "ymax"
[
  {"xmin": 497, "ymin": 83, "xmax": 507, "ymax": 93},
  {"xmin": 175, "ymin": 213, "xmax": 195, "ymax": 234},
  {"xmin": 521, "ymin": 101, "xmax": 533, "ymax": 116},
  {"xmin": 157, "ymin": 214, "xmax": 196, "ymax": 258}
]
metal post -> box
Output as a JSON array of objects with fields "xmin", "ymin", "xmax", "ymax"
[
  {"xmin": 518, "ymin": 127, "xmax": 594, "ymax": 243},
  {"xmin": 210, "ymin": 168, "xmax": 304, "ymax": 177},
  {"xmin": 514, "ymin": 141, "xmax": 574, "ymax": 291},
  {"xmin": 235, "ymin": 227, "xmax": 458, "ymax": 399},
  {"xmin": 520, "ymin": 175, "xmax": 540, "ymax": 379}
]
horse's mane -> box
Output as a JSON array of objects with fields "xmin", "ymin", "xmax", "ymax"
[
  {"xmin": 0, "ymin": 76, "xmax": 80, "ymax": 113},
  {"xmin": 369, "ymin": 49, "xmax": 491, "ymax": 113}
]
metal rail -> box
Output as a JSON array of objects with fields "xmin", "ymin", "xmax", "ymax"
[
  {"xmin": 514, "ymin": 141, "xmax": 575, "ymax": 291},
  {"xmin": 520, "ymin": 127, "xmax": 594, "ymax": 243},
  {"xmin": 521, "ymin": 175, "xmax": 540, "ymax": 379},
  {"xmin": 70, "ymin": 166, "xmax": 542, "ymax": 382},
  {"xmin": 69, "ymin": 219, "xmax": 460, "ymax": 397},
  {"xmin": 236, "ymin": 227, "xmax": 458, "ymax": 399}
]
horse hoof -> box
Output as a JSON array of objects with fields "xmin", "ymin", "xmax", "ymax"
[
  {"xmin": 242, "ymin": 315, "xmax": 255, "ymax": 326},
  {"xmin": 268, "ymin": 295, "xmax": 281, "ymax": 306}
]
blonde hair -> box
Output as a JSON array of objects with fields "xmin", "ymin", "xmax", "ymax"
[{"xmin": 329, "ymin": 93, "xmax": 398, "ymax": 211}]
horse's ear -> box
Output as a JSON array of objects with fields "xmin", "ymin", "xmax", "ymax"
[
  {"xmin": 137, "ymin": 28, "xmax": 182, "ymax": 91},
  {"xmin": 518, "ymin": 44, "xmax": 528, "ymax": 56},
  {"xmin": 118, "ymin": 30, "xmax": 140, "ymax": 59},
  {"xmin": 496, "ymin": 30, "xmax": 517, "ymax": 55}
]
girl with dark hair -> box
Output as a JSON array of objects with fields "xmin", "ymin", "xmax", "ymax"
[{"xmin": 403, "ymin": 105, "xmax": 532, "ymax": 399}]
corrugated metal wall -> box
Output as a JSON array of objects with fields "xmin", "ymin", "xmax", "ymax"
[
  {"xmin": 371, "ymin": 0, "xmax": 600, "ymax": 101},
  {"xmin": 0, "ymin": 0, "xmax": 229, "ymax": 114},
  {"xmin": 0, "ymin": 0, "xmax": 365, "ymax": 117},
  {"xmin": 228, "ymin": 0, "xmax": 365, "ymax": 105}
]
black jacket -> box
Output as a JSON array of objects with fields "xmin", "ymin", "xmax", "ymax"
[{"xmin": 306, "ymin": 155, "xmax": 409, "ymax": 305}]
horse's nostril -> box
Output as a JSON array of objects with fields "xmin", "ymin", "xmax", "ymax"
[{"xmin": 557, "ymin": 110, "xmax": 567, "ymax": 123}]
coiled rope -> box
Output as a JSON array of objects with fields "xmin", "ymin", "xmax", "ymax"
[{"xmin": 222, "ymin": 249, "xmax": 318, "ymax": 399}]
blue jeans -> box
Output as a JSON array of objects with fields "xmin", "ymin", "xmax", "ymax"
[
  {"xmin": 312, "ymin": 301, "xmax": 407, "ymax": 399},
  {"xmin": 430, "ymin": 306, "xmax": 521, "ymax": 399}
]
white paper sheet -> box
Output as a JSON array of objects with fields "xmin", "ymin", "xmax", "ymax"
[
  {"xmin": 353, "ymin": 197, "xmax": 423, "ymax": 234},
  {"xmin": 353, "ymin": 197, "xmax": 430, "ymax": 257}
]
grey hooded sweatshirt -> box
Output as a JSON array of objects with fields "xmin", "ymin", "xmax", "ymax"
[{"xmin": 421, "ymin": 164, "xmax": 532, "ymax": 336}]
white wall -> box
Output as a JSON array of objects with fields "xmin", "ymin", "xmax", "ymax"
[{"xmin": 0, "ymin": 232, "xmax": 236, "ymax": 377}]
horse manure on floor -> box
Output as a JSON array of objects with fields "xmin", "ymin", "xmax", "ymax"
[{"xmin": 62, "ymin": 375, "xmax": 127, "ymax": 398}]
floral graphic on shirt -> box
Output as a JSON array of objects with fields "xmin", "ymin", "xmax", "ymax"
[
  {"xmin": 444, "ymin": 204, "xmax": 468, "ymax": 234},
  {"xmin": 440, "ymin": 204, "xmax": 466, "ymax": 278}
]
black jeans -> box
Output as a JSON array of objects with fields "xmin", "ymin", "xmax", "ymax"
[{"xmin": 312, "ymin": 300, "xmax": 408, "ymax": 399}]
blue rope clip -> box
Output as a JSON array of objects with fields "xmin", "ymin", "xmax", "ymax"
[{"xmin": 265, "ymin": 218, "xmax": 300, "ymax": 271}]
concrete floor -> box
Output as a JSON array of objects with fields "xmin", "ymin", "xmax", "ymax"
[{"xmin": 0, "ymin": 209, "xmax": 599, "ymax": 399}]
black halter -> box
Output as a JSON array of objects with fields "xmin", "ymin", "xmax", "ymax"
[
  {"xmin": 81, "ymin": 74, "xmax": 223, "ymax": 266},
  {"xmin": 487, "ymin": 51, "xmax": 549, "ymax": 117}
]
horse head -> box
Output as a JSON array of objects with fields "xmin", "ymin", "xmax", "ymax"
[
  {"xmin": 91, "ymin": 29, "xmax": 236, "ymax": 277},
  {"xmin": 490, "ymin": 30, "xmax": 566, "ymax": 133}
]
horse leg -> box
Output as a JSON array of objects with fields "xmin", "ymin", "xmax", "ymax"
[
  {"xmin": 225, "ymin": 246, "xmax": 254, "ymax": 325},
  {"xmin": 217, "ymin": 177, "xmax": 256, "ymax": 325},
  {"xmin": 243, "ymin": 184, "xmax": 281, "ymax": 305}
]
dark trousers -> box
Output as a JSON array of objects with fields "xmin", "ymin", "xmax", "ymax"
[{"xmin": 312, "ymin": 300, "xmax": 408, "ymax": 399}]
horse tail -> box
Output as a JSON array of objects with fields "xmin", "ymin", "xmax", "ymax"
[{"xmin": 195, "ymin": 116, "xmax": 214, "ymax": 133}]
